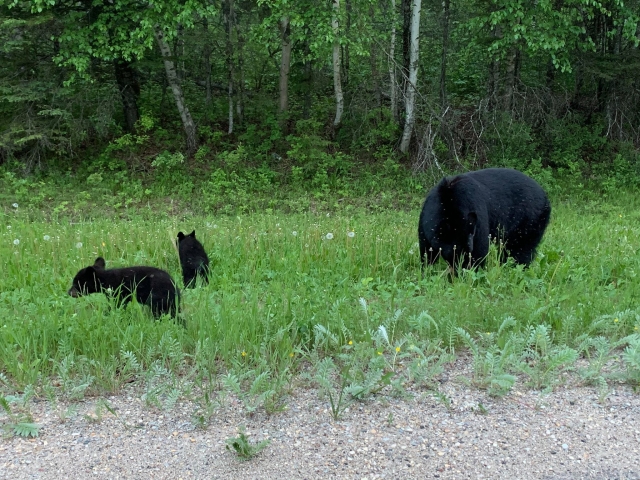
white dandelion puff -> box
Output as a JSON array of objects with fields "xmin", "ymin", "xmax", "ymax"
[
  {"xmin": 75, "ymin": 242, "xmax": 83, "ymax": 248},
  {"xmin": 325, "ymin": 233, "xmax": 334, "ymax": 240},
  {"xmin": 12, "ymin": 203, "xmax": 18, "ymax": 208},
  {"xmin": 409, "ymin": 249, "xmax": 414, "ymax": 255},
  {"xmin": 347, "ymin": 231, "xmax": 355, "ymax": 238},
  {"xmin": 43, "ymin": 235, "xmax": 51, "ymax": 241},
  {"xmin": 292, "ymin": 231, "xmax": 298, "ymax": 236},
  {"xmin": 7, "ymin": 225, "xmax": 11, "ymax": 230},
  {"xmin": 13, "ymin": 239, "xmax": 20, "ymax": 245}
]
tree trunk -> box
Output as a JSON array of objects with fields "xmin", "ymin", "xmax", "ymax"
[
  {"xmin": 302, "ymin": 39, "xmax": 313, "ymax": 120},
  {"xmin": 154, "ymin": 29, "xmax": 197, "ymax": 154},
  {"xmin": 401, "ymin": 0, "xmax": 411, "ymax": 81},
  {"xmin": 399, "ymin": 0, "xmax": 421, "ymax": 154},
  {"xmin": 487, "ymin": 27, "xmax": 501, "ymax": 111},
  {"xmin": 503, "ymin": 47, "xmax": 518, "ymax": 111},
  {"xmin": 279, "ymin": 16, "xmax": 292, "ymax": 114},
  {"xmin": 439, "ymin": 0, "xmax": 450, "ymax": 112},
  {"xmin": 343, "ymin": 0, "xmax": 351, "ymax": 86},
  {"xmin": 113, "ymin": 59, "xmax": 140, "ymax": 132},
  {"xmin": 224, "ymin": 0, "xmax": 235, "ymax": 134},
  {"xmin": 203, "ymin": 18, "xmax": 213, "ymax": 116},
  {"xmin": 332, "ymin": 0, "xmax": 344, "ymax": 129},
  {"xmin": 389, "ymin": 0, "xmax": 398, "ymax": 121},
  {"xmin": 370, "ymin": 6, "xmax": 382, "ymax": 110},
  {"xmin": 236, "ymin": 15, "xmax": 245, "ymax": 125}
]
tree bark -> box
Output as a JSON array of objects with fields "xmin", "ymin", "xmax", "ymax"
[
  {"xmin": 279, "ymin": 16, "xmax": 292, "ymax": 114},
  {"xmin": 203, "ymin": 18, "xmax": 213, "ymax": 115},
  {"xmin": 399, "ymin": 0, "xmax": 421, "ymax": 153},
  {"xmin": 439, "ymin": 0, "xmax": 450, "ymax": 111},
  {"xmin": 503, "ymin": 47, "xmax": 519, "ymax": 111},
  {"xmin": 236, "ymin": 15, "xmax": 245, "ymax": 125},
  {"xmin": 302, "ymin": 39, "xmax": 313, "ymax": 120},
  {"xmin": 154, "ymin": 29, "xmax": 197, "ymax": 154},
  {"xmin": 389, "ymin": 0, "xmax": 398, "ymax": 121},
  {"xmin": 332, "ymin": 0, "xmax": 344, "ymax": 129},
  {"xmin": 343, "ymin": 0, "xmax": 351, "ymax": 86},
  {"xmin": 113, "ymin": 59, "xmax": 140, "ymax": 132},
  {"xmin": 224, "ymin": 0, "xmax": 235, "ymax": 134}
]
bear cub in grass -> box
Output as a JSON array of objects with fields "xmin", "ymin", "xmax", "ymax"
[
  {"xmin": 419, "ymin": 168, "xmax": 551, "ymax": 270},
  {"xmin": 177, "ymin": 230, "xmax": 210, "ymax": 288},
  {"xmin": 68, "ymin": 257, "xmax": 180, "ymax": 318}
]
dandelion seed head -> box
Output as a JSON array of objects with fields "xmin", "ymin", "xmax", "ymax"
[
  {"xmin": 43, "ymin": 235, "xmax": 51, "ymax": 241},
  {"xmin": 76, "ymin": 242, "xmax": 83, "ymax": 248},
  {"xmin": 11, "ymin": 203, "xmax": 18, "ymax": 208},
  {"xmin": 13, "ymin": 239, "xmax": 19, "ymax": 245},
  {"xmin": 325, "ymin": 233, "xmax": 334, "ymax": 240},
  {"xmin": 347, "ymin": 231, "xmax": 355, "ymax": 238},
  {"xmin": 292, "ymin": 231, "xmax": 298, "ymax": 236}
]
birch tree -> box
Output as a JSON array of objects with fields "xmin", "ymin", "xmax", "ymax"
[
  {"xmin": 399, "ymin": 0, "xmax": 421, "ymax": 153},
  {"xmin": 224, "ymin": 0, "xmax": 235, "ymax": 134},
  {"xmin": 389, "ymin": 0, "xmax": 398, "ymax": 121},
  {"xmin": 155, "ymin": 29, "xmax": 198, "ymax": 154},
  {"xmin": 332, "ymin": 0, "xmax": 344, "ymax": 129}
]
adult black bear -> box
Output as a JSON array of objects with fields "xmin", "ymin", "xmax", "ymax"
[
  {"xmin": 177, "ymin": 230, "xmax": 210, "ymax": 288},
  {"xmin": 418, "ymin": 168, "xmax": 551, "ymax": 270},
  {"xmin": 68, "ymin": 257, "xmax": 180, "ymax": 318}
]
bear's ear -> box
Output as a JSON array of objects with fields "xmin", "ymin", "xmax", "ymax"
[
  {"xmin": 93, "ymin": 257, "xmax": 106, "ymax": 269},
  {"xmin": 189, "ymin": 230, "xmax": 196, "ymax": 238},
  {"xmin": 177, "ymin": 232, "xmax": 185, "ymax": 240}
]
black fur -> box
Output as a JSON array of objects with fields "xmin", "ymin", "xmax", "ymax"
[
  {"xmin": 68, "ymin": 257, "xmax": 180, "ymax": 318},
  {"xmin": 418, "ymin": 168, "xmax": 551, "ymax": 269},
  {"xmin": 177, "ymin": 230, "xmax": 210, "ymax": 288}
]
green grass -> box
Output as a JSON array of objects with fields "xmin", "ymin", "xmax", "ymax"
[{"xmin": 1, "ymin": 192, "xmax": 640, "ymax": 417}]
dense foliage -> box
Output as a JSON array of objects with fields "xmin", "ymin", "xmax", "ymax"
[{"xmin": 0, "ymin": 0, "xmax": 638, "ymax": 193}]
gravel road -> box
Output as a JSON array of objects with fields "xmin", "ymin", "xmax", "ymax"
[{"xmin": 2, "ymin": 371, "xmax": 639, "ymax": 480}]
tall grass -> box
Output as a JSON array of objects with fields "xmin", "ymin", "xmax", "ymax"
[{"xmin": 1, "ymin": 194, "xmax": 640, "ymax": 403}]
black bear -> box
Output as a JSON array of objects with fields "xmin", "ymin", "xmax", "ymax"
[
  {"xmin": 177, "ymin": 230, "xmax": 210, "ymax": 288},
  {"xmin": 418, "ymin": 168, "xmax": 551, "ymax": 270},
  {"xmin": 68, "ymin": 257, "xmax": 180, "ymax": 318}
]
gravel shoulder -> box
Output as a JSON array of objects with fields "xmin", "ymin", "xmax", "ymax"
[{"xmin": 2, "ymin": 362, "xmax": 640, "ymax": 480}]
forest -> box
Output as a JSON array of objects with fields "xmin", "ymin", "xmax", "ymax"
[{"xmin": 0, "ymin": 0, "xmax": 639, "ymax": 212}]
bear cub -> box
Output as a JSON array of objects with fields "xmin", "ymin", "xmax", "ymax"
[
  {"xmin": 177, "ymin": 230, "xmax": 210, "ymax": 288},
  {"xmin": 419, "ymin": 168, "xmax": 551, "ymax": 270},
  {"xmin": 68, "ymin": 257, "xmax": 180, "ymax": 318}
]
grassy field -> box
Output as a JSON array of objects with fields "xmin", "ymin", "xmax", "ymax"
[{"xmin": 1, "ymin": 192, "xmax": 640, "ymax": 425}]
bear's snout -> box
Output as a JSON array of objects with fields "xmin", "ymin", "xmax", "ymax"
[{"xmin": 68, "ymin": 287, "xmax": 80, "ymax": 298}]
